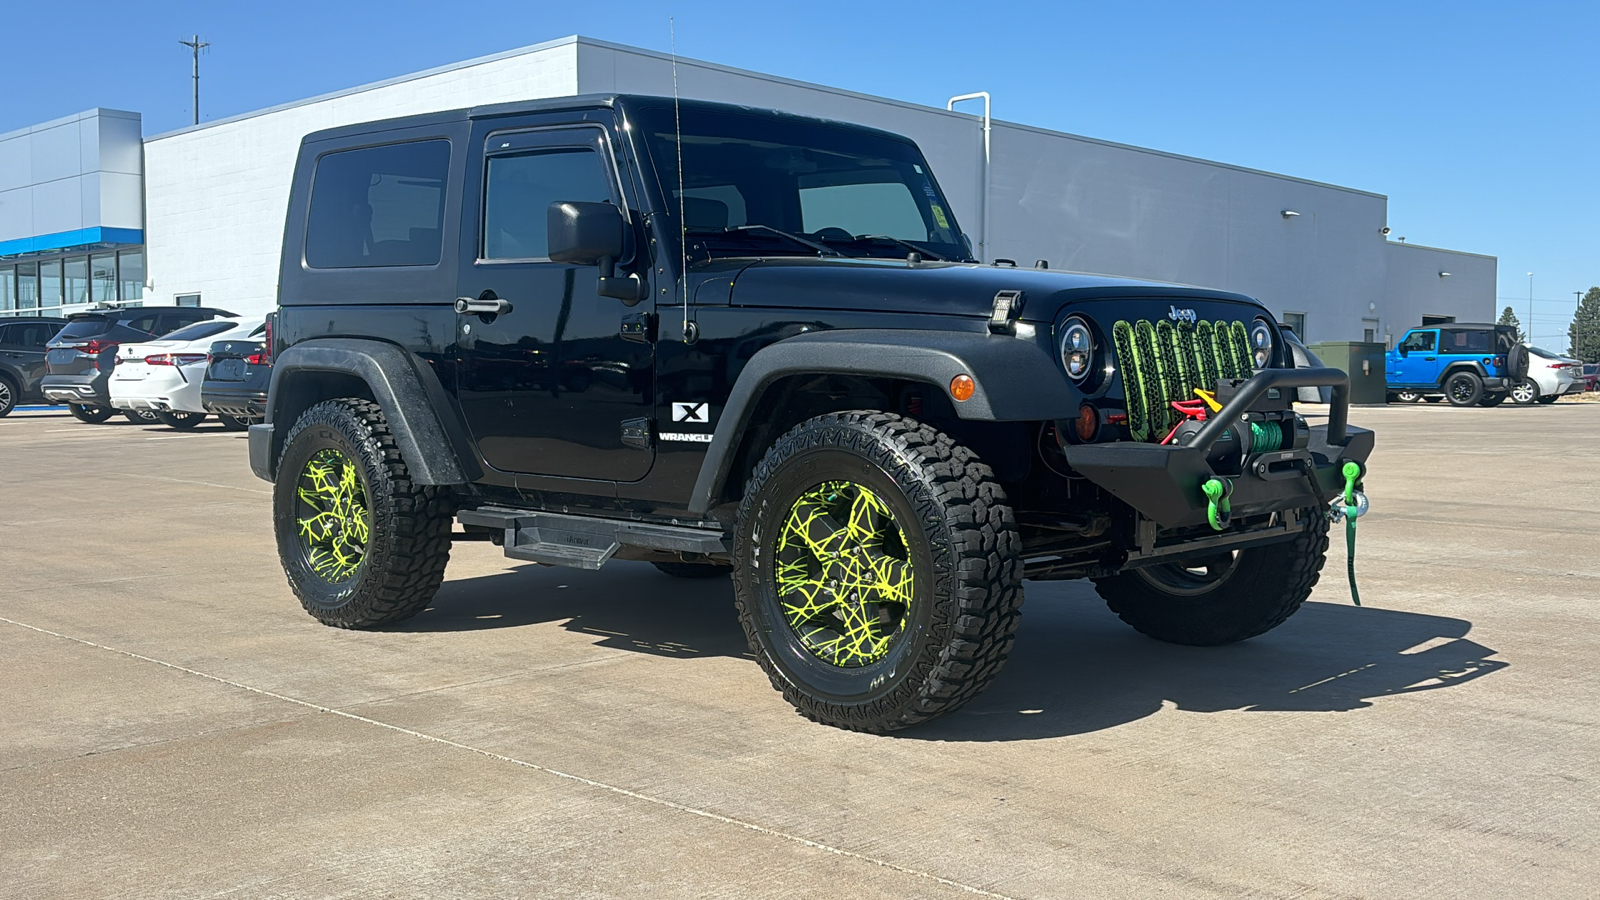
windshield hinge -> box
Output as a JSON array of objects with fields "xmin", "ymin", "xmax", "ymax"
[{"xmin": 621, "ymin": 312, "xmax": 656, "ymax": 344}]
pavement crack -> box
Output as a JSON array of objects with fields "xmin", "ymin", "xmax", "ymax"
[{"xmin": 0, "ymin": 614, "xmax": 1020, "ymax": 900}]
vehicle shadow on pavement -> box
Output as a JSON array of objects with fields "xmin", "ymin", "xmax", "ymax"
[
  {"xmin": 914, "ymin": 581, "xmax": 1507, "ymax": 741},
  {"xmin": 388, "ymin": 560, "xmax": 755, "ymax": 659},
  {"xmin": 394, "ymin": 562, "xmax": 1505, "ymax": 740}
]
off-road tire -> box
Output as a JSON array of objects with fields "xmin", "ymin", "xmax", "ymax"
[
  {"xmin": 1445, "ymin": 371, "xmax": 1484, "ymax": 407},
  {"xmin": 69, "ymin": 404, "xmax": 114, "ymax": 424},
  {"xmin": 156, "ymin": 410, "xmax": 206, "ymax": 430},
  {"xmin": 1094, "ymin": 509, "xmax": 1329, "ymax": 646},
  {"xmin": 653, "ymin": 561, "xmax": 733, "ymax": 578},
  {"xmin": 0, "ymin": 374, "xmax": 17, "ymax": 417},
  {"xmin": 1478, "ymin": 391, "xmax": 1507, "ymax": 407},
  {"xmin": 732, "ymin": 410, "xmax": 1023, "ymax": 733},
  {"xmin": 218, "ymin": 414, "xmax": 253, "ymax": 431},
  {"xmin": 124, "ymin": 409, "xmax": 160, "ymax": 424},
  {"xmin": 1510, "ymin": 379, "xmax": 1540, "ymax": 405},
  {"xmin": 274, "ymin": 398, "xmax": 452, "ymax": 628}
]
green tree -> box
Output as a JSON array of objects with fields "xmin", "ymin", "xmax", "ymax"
[
  {"xmin": 1570, "ymin": 287, "xmax": 1600, "ymax": 363},
  {"xmin": 1497, "ymin": 306, "xmax": 1524, "ymax": 342}
]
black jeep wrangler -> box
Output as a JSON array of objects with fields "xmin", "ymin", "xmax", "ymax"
[{"xmin": 252, "ymin": 95, "xmax": 1372, "ymax": 732}]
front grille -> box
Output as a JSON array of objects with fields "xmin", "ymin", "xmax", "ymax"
[{"xmin": 1111, "ymin": 319, "xmax": 1254, "ymax": 441}]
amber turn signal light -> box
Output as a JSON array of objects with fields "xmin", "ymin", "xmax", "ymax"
[
  {"xmin": 1075, "ymin": 403, "xmax": 1100, "ymax": 442},
  {"xmin": 949, "ymin": 374, "xmax": 976, "ymax": 402}
]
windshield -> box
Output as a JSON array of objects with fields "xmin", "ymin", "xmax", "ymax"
[{"xmin": 634, "ymin": 105, "xmax": 970, "ymax": 262}]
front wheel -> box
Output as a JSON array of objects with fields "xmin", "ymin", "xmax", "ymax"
[
  {"xmin": 1445, "ymin": 371, "xmax": 1484, "ymax": 407},
  {"xmin": 217, "ymin": 414, "xmax": 254, "ymax": 431},
  {"xmin": 155, "ymin": 410, "xmax": 206, "ymax": 430},
  {"xmin": 1510, "ymin": 379, "xmax": 1540, "ymax": 405},
  {"xmin": 1093, "ymin": 510, "xmax": 1329, "ymax": 646},
  {"xmin": 69, "ymin": 404, "xmax": 114, "ymax": 424},
  {"xmin": 733, "ymin": 411, "xmax": 1023, "ymax": 732},
  {"xmin": 1537, "ymin": 394, "xmax": 1559, "ymax": 404},
  {"xmin": 1479, "ymin": 392, "xmax": 1507, "ymax": 407},
  {"xmin": 1393, "ymin": 390, "xmax": 1422, "ymax": 403},
  {"xmin": 0, "ymin": 376, "xmax": 17, "ymax": 417},
  {"xmin": 124, "ymin": 409, "xmax": 160, "ymax": 425},
  {"xmin": 273, "ymin": 398, "xmax": 453, "ymax": 628}
]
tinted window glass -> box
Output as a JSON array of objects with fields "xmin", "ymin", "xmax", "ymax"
[
  {"xmin": 4, "ymin": 322, "xmax": 59, "ymax": 348},
  {"xmin": 121, "ymin": 313, "xmax": 163, "ymax": 336},
  {"xmin": 160, "ymin": 320, "xmax": 235, "ymax": 343},
  {"xmin": 1401, "ymin": 331, "xmax": 1436, "ymax": 352},
  {"xmin": 306, "ymin": 140, "xmax": 450, "ymax": 268},
  {"xmin": 56, "ymin": 315, "xmax": 112, "ymax": 340},
  {"xmin": 799, "ymin": 177, "xmax": 927, "ymax": 239},
  {"xmin": 483, "ymin": 148, "xmax": 612, "ymax": 260},
  {"xmin": 1442, "ymin": 329, "xmax": 1492, "ymax": 353}
]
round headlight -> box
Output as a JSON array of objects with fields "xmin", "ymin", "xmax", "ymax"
[
  {"xmin": 1060, "ymin": 318, "xmax": 1095, "ymax": 382},
  {"xmin": 1250, "ymin": 319, "xmax": 1276, "ymax": 369}
]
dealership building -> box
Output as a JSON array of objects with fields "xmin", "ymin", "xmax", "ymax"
[{"xmin": 0, "ymin": 35, "xmax": 1494, "ymax": 344}]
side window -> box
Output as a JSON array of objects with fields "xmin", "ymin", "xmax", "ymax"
[
  {"xmin": 122, "ymin": 313, "xmax": 162, "ymax": 336},
  {"xmin": 1401, "ymin": 331, "xmax": 1436, "ymax": 352},
  {"xmin": 1442, "ymin": 329, "xmax": 1491, "ymax": 353},
  {"xmin": 0, "ymin": 325, "xmax": 14, "ymax": 347},
  {"xmin": 482, "ymin": 148, "xmax": 612, "ymax": 260},
  {"xmin": 16, "ymin": 323, "xmax": 57, "ymax": 347},
  {"xmin": 306, "ymin": 140, "xmax": 451, "ymax": 268}
]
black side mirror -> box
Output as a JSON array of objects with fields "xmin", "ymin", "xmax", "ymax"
[
  {"xmin": 1397, "ymin": 345, "xmax": 1408, "ymax": 357},
  {"xmin": 547, "ymin": 201, "xmax": 644, "ymax": 305}
]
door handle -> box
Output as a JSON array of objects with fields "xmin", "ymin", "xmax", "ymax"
[
  {"xmin": 455, "ymin": 296, "xmax": 513, "ymax": 315},
  {"xmin": 1424, "ymin": 356, "xmax": 1435, "ymax": 361}
]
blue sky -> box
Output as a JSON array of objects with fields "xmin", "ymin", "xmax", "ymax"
[{"xmin": 4, "ymin": 1, "xmax": 1593, "ymax": 346}]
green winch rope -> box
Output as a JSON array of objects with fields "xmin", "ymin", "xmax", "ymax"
[
  {"xmin": 1249, "ymin": 420, "xmax": 1284, "ymax": 453},
  {"xmin": 1341, "ymin": 461, "xmax": 1362, "ymax": 607}
]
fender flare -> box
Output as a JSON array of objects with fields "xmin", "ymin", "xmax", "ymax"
[
  {"xmin": 687, "ymin": 328, "xmax": 1077, "ymax": 514},
  {"xmin": 258, "ymin": 338, "xmax": 480, "ymax": 485}
]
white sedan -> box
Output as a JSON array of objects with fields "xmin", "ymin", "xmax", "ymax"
[
  {"xmin": 1510, "ymin": 345, "xmax": 1586, "ymax": 405},
  {"xmin": 109, "ymin": 317, "xmax": 265, "ymax": 428}
]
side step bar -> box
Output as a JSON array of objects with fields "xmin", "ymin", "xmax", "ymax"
[{"xmin": 456, "ymin": 507, "xmax": 730, "ymax": 571}]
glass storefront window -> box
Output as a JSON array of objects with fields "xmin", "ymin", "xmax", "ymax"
[
  {"xmin": 16, "ymin": 262, "xmax": 38, "ymax": 310},
  {"xmin": 39, "ymin": 260, "xmax": 62, "ymax": 310},
  {"xmin": 90, "ymin": 253, "xmax": 116, "ymax": 304},
  {"xmin": 64, "ymin": 256, "xmax": 89, "ymax": 304},
  {"xmin": 0, "ymin": 267, "xmax": 14, "ymax": 311},
  {"xmin": 119, "ymin": 249, "xmax": 144, "ymax": 302}
]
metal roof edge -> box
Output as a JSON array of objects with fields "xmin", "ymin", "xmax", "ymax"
[
  {"xmin": 1385, "ymin": 241, "xmax": 1497, "ymax": 262},
  {"xmin": 0, "ymin": 108, "xmax": 142, "ymax": 143},
  {"xmin": 145, "ymin": 36, "xmax": 583, "ymax": 142}
]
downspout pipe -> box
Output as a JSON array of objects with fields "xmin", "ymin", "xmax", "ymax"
[{"xmin": 946, "ymin": 92, "xmax": 991, "ymax": 262}]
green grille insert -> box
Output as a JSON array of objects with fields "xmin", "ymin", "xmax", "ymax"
[{"xmin": 1114, "ymin": 318, "xmax": 1256, "ymax": 442}]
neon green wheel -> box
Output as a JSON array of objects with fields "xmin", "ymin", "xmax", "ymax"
[
  {"xmin": 773, "ymin": 480, "xmax": 915, "ymax": 667},
  {"xmin": 295, "ymin": 447, "xmax": 371, "ymax": 582}
]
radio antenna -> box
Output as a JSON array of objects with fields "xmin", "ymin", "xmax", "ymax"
[{"xmin": 671, "ymin": 17, "xmax": 691, "ymax": 342}]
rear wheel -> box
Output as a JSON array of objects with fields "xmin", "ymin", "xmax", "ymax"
[
  {"xmin": 1445, "ymin": 371, "xmax": 1484, "ymax": 407},
  {"xmin": 124, "ymin": 409, "xmax": 160, "ymax": 424},
  {"xmin": 1510, "ymin": 379, "xmax": 1540, "ymax": 405},
  {"xmin": 733, "ymin": 411, "xmax": 1023, "ymax": 732},
  {"xmin": 0, "ymin": 375, "xmax": 17, "ymax": 417},
  {"xmin": 1093, "ymin": 510, "xmax": 1329, "ymax": 646},
  {"xmin": 1537, "ymin": 394, "xmax": 1559, "ymax": 404},
  {"xmin": 1478, "ymin": 392, "xmax": 1507, "ymax": 407},
  {"xmin": 273, "ymin": 398, "xmax": 453, "ymax": 628},
  {"xmin": 217, "ymin": 414, "xmax": 253, "ymax": 431},
  {"xmin": 69, "ymin": 404, "xmax": 114, "ymax": 424},
  {"xmin": 155, "ymin": 410, "xmax": 206, "ymax": 430},
  {"xmin": 1393, "ymin": 390, "xmax": 1422, "ymax": 403}
]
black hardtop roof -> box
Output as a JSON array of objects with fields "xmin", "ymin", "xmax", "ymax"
[
  {"xmin": 300, "ymin": 94, "xmax": 919, "ymax": 147},
  {"xmin": 1409, "ymin": 322, "xmax": 1513, "ymax": 330}
]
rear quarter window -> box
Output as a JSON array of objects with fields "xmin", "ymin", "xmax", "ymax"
[
  {"xmin": 160, "ymin": 320, "xmax": 236, "ymax": 343},
  {"xmin": 305, "ymin": 140, "xmax": 450, "ymax": 269},
  {"xmin": 56, "ymin": 316, "xmax": 112, "ymax": 341}
]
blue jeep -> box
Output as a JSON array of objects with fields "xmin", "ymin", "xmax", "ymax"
[{"xmin": 1386, "ymin": 323, "xmax": 1528, "ymax": 407}]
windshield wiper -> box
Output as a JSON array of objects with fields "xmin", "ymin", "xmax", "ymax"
[
  {"xmin": 852, "ymin": 235, "xmax": 950, "ymax": 262},
  {"xmin": 686, "ymin": 225, "xmax": 840, "ymax": 257}
]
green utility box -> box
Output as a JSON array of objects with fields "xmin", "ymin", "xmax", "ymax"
[{"xmin": 1308, "ymin": 341, "xmax": 1389, "ymax": 405}]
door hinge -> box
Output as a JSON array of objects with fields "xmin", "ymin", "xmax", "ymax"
[
  {"xmin": 621, "ymin": 417, "xmax": 653, "ymax": 450},
  {"xmin": 621, "ymin": 312, "xmax": 657, "ymax": 344}
]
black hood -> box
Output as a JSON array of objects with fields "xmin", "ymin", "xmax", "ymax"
[{"xmin": 724, "ymin": 257, "xmax": 1268, "ymax": 323}]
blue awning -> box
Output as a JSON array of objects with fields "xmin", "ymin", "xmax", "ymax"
[{"xmin": 0, "ymin": 227, "xmax": 144, "ymax": 258}]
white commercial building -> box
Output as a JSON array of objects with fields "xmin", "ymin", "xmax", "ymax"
[{"xmin": 5, "ymin": 36, "xmax": 1494, "ymax": 344}]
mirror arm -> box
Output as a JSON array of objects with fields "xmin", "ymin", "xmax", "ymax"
[{"xmin": 596, "ymin": 256, "xmax": 646, "ymax": 306}]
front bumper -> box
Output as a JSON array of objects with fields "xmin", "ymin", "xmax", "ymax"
[{"xmin": 1062, "ymin": 367, "xmax": 1373, "ymax": 529}]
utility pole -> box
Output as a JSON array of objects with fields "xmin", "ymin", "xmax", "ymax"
[
  {"xmin": 1527, "ymin": 272, "xmax": 1534, "ymax": 344},
  {"xmin": 179, "ymin": 35, "xmax": 210, "ymax": 126}
]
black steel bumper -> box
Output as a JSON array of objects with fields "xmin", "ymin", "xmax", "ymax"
[{"xmin": 1062, "ymin": 367, "xmax": 1373, "ymax": 529}]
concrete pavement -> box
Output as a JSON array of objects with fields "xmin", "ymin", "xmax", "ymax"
[{"xmin": 1, "ymin": 402, "xmax": 1596, "ymax": 898}]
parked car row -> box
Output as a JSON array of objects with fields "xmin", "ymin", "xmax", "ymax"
[
  {"xmin": 1385, "ymin": 322, "xmax": 1586, "ymax": 406},
  {"xmin": 0, "ymin": 306, "xmax": 271, "ymax": 428}
]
